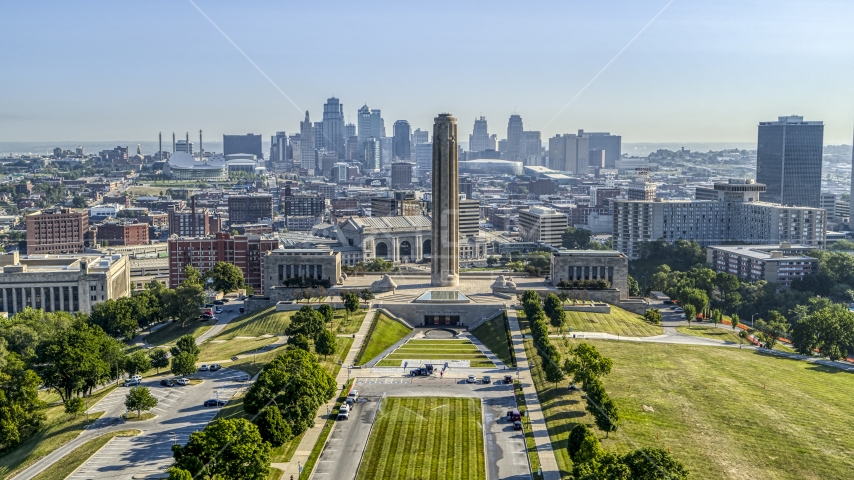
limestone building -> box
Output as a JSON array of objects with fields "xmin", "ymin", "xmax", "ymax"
[
  {"xmin": 431, "ymin": 113, "xmax": 459, "ymax": 287},
  {"xmin": 0, "ymin": 252, "xmax": 130, "ymax": 315},
  {"xmin": 550, "ymin": 250, "xmax": 629, "ymax": 299},
  {"xmin": 263, "ymin": 248, "xmax": 341, "ymax": 300}
]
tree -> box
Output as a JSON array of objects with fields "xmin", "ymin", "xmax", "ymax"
[
  {"xmin": 359, "ymin": 289, "xmax": 375, "ymax": 301},
  {"xmin": 575, "ymin": 431, "xmax": 605, "ymax": 464},
  {"xmin": 256, "ymin": 406, "xmax": 291, "ymax": 447},
  {"xmin": 683, "ymin": 304, "xmax": 696, "ymax": 325},
  {"xmin": 754, "ymin": 310, "xmax": 789, "ymax": 350},
  {"xmin": 167, "ymin": 469, "xmax": 193, "ymax": 480},
  {"xmin": 314, "ymin": 329, "xmax": 338, "ymax": 359},
  {"xmin": 150, "ymin": 348, "xmax": 169, "ymax": 373},
  {"xmin": 170, "ymin": 352, "xmax": 197, "ymax": 377},
  {"xmin": 65, "ymin": 396, "xmax": 84, "ymax": 417},
  {"xmin": 622, "ymin": 448, "xmax": 689, "ymax": 479},
  {"xmin": 584, "ymin": 379, "xmax": 619, "ymax": 437},
  {"xmin": 627, "ymin": 275, "xmax": 641, "ymax": 296},
  {"xmin": 543, "ymin": 356, "xmax": 565, "ymax": 386},
  {"xmin": 363, "ymin": 258, "xmax": 393, "ymax": 272},
  {"xmin": 125, "ymin": 386, "xmax": 158, "ymax": 418},
  {"xmin": 567, "ymin": 423, "xmax": 595, "ymax": 462},
  {"xmin": 543, "ymin": 293, "xmax": 562, "ymax": 320},
  {"xmin": 711, "ymin": 308, "xmax": 722, "ymax": 327},
  {"xmin": 205, "ymin": 262, "xmax": 245, "ymax": 294},
  {"xmin": 643, "ymin": 308, "xmax": 662, "ymax": 325},
  {"xmin": 172, "ymin": 418, "xmax": 271, "ymax": 480},
  {"xmin": 165, "ymin": 282, "xmax": 205, "ymax": 327},
  {"xmin": 124, "ymin": 349, "xmax": 152, "ymax": 376},
  {"xmin": 172, "ymin": 334, "xmax": 200, "ymax": 357},
  {"xmin": 285, "ymin": 306, "xmax": 324, "ymax": 340},
  {"xmin": 562, "ymin": 227, "xmax": 592, "ymax": 249},
  {"xmin": 679, "ymin": 287, "xmax": 709, "ymax": 315},
  {"xmin": 342, "ymin": 292, "xmax": 360, "ymax": 316},
  {"xmin": 181, "ymin": 264, "xmax": 203, "ymax": 286},
  {"xmin": 790, "ymin": 304, "xmax": 854, "ymax": 360},
  {"xmin": 317, "ymin": 304, "xmax": 335, "ymax": 324},
  {"xmin": 0, "ymin": 353, "xmax": 44, "ymax": 449},
  {"xmin": 730, "ymin": 313, "xmax": 740, "ymax": 331},
  {"xmin": 287, "ymin": 333, "xmax": 310, "ymax": 352},
  {"xmin": 486, "ymin": 256, "xmax": 498, "ymax": 267},
  {"xmin": 89, "ymin": 298, "xmax": 137, "ymax": 341},
  {"xmin": 563, "ymin": 343, "xmax": 613, "ymax": 389}
]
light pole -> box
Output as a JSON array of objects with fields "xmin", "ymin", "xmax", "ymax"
[{"xmin": 751, "ymin": 313, "xmax": 759, "ymax": 328}]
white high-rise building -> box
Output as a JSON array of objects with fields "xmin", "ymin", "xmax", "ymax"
[
  {"xmin": 519, "ymin": 206, "xmax": 568, "ymax": 247},
  {"xmin": 300, "ymin": 111, "xmax": 316, "ymax": 171},
  {"xmin": 469, "ymin": 117, "xmax": 490, "ymax": 153},
  {"xmin": 506, "ymin": 114, "xmax": 524, "ymax": 161}
]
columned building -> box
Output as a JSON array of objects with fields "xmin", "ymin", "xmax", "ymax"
[
  {"xmin": 550, "ymin": 250, "xmax": 629, "ymax": 300},
  {"xmin": 263, "ymin": 248, "xmax": 342, "ymax": 300},
  {"xmin": 338, "ymin": 216, "xmax": 433, "ymax": 264}
]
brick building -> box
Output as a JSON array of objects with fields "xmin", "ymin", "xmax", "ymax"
[
  {"xmin": 227, "ymin": 194, "xmax": 274, "ymax": 225},
  {"xmin": 168, "ymin": 232, "xmax": 280, "ymax": 292},
  {"xmin": 26, "ymin": 209, "xmax": 88, "ymax": 254},
  {"xmin": 97, "ymin": 222, "xmax": 149, "ymax": 246}
]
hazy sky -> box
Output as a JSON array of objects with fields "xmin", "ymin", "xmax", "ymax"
[{"xmin": 2, "ymin": 0, "xmax": 854, "ymax": 144}]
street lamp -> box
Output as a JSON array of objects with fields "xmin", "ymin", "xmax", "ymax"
[{"xmin": 751, "ymin": 313, "xmax": 759, "ymax": 328}]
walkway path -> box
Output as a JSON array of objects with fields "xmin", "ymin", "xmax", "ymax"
[
  {"xmin": 272, "ymin": 306, "xmax": 377, "ymax": 477},
  {"xmin": 506, "ymin": 307, "xmax": 561, "ymax": 480}
]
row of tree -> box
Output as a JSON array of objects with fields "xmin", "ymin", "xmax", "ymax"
[
  {"xmin": 568, "ymin": 423, "xmax": 688, "ymax": 479},
  {"xmin": 522, "ymin": 290, "xmax": 566, "ymax": 387},
  {"xmin": 555, "ymin": 279, "xmax": 612, "ymax": 290},
  {"xmin": 284, "ymin": 305, "xmax": 339, "ymax": 359}
]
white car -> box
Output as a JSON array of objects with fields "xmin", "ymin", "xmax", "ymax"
[
  {"xmin": 467, "ymin": 375, "xmax": 476, "ymax": 384},
  {"xmin": 124, "ymin": 379, "xmax": 140, "ymax": 387},
  {"xmin": 176, "ymin": 378, "xmax": 190, "ymax": 386}
]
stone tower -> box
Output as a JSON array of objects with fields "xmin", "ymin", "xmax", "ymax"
[{"xmin": 431, "ymin": 113, "xmax": 459, "ymax": 287}]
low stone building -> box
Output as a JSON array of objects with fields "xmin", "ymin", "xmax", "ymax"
[
  {"xmin": 550, "ymin": 250, "xmax": 629, "ymax": 300},
  {"xmin": 263, "ymin": 248, "xmax": 342, "ymax": 301},
  {"xmin": 0, "ymin": 251, "xmax": 130, "ymax": 315}
]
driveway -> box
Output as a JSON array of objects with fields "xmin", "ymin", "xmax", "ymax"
[
  {"xmin": 13, "ymin": 368, "xmax": 250, "ymax": 480},
  {"xmin": 310, "ymin": 376, "xmax": 530, "ymax": 480}
]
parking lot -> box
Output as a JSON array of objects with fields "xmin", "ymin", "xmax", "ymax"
[
  {"xmin": 311, "ymin": 375, "xmax": 530, "ymax": 480},
  {"xmin": 69, "ymin": 368, "xmax": 250, "ymax": 479}
]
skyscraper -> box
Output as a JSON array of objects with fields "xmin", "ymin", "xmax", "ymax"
[
  {"xmin": 357, "ymin": 105, "xmax": 372, "ymax": 156},
  {"xmin": 363, "ymin": 138, "xmax": 381, "ymax": 172},
  {"xmin": 585, "ymin": 131, "xmax": 622, "ymax": 168},
  {"xmin": 223, "ymin": 134, "xmax": 263, "ymax": 158},
  {"xmin": 391, "ymin": 161, "xmax": 414, "ymax": 189},
  {"xmin": 345, "ymin": 123, "xmax": 356, "ymax": 138},
  {"xmin": 393, "ymin": 120, "xmax": 411, "ymax": 160},
  {"xmin": 270, "ymin": 131, "xmax": 288, "ymax": 167},
  {"xmin": 299, "ymin": 111, "xmax": 316, "ymax": 172},
  {"xmin": 431, "ymin": 113, "xmax": 459, "ymax": 287},
  {"xmin": 469, "ymin": 117, "xmax": 490, "ymax": 153},
  {"xmin": 370, "ymin": 109, "xmax": 384, "ymax": 139},
  {"xmin": 548, "ymin": 132, "xmax": 588, "ymax": 174},
  {"xmin": 756, "ymin": 115, "xmax": 823, "ymax": 207},
  {"xmin": 322, "ymin": 97, "xmax": 346, "ymax": 157},
  {"xmin": 522, "ymin": 130, "xmax": 542, "ymax": 164},
  {"xmin": 506, "ymin": 114, "xmax": 524, "ymax": 161}
]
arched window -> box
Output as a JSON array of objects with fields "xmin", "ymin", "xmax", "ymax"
[
  {"xmin": 376, "ymin": 242, "xmax": 388, "ymax": 258},
  {"xmin": 400, "ymin": 241, "xmax": 412, "ymax": 258},
  {"xmin": 423, "ymin": 239, "xmax": 432, "ymax": 255}
]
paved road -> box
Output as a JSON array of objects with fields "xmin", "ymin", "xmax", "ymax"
[
  {"xmin": 311, "ymin": 377, "xmax": 530, "ymax": 480},
  {"xmin": 13, "ymin": 368, "xmax": 250, "ymax": 480}
]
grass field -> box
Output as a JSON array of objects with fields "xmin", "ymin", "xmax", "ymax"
[
  {"xmin": 470, "ymin": 314, "xmax": 514, "ymax": 366},
  {"xmin": 357, "ymin": 313, "xmax": 412, "ymax": 365},
  {"xmin": 30, "ymin": 429, "xmax": 141, "ymax": 480},
  {"xmin": 562, "ymin": 306, "xmax": 663, "ymax": 337},
  {"xmin": 0, "ymin": 386, "xmax": 117, "ymax": 478},
  {"xmin": 218, "ymin": 306, "xmax": 366, "ymax": 340},
  {"xmin": 525, "ymin": 337, "xmax": 854, "ymax": 480},
  {"xmin": 376, "ymin": 338, "xmax": 495, "ymax": 367},
  {"xmin": 676, "ymin": 325, "xmax": 794, "ymax": 352},
  {"xmin": 355, "ymin": 397, "xmax": 485, "ymax": 480},
  {"xmin": 144, "ymin": 319, "xmax": 211, "ymax": 347},
  {"xmin": 198, "ymin": 336, "xmax": 279, "ymax": 362}
]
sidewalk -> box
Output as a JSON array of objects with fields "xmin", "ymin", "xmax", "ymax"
[
  {"xmin": 273, "ymin": 306, "xmax": 377, "ymax": 477},
  {"xmin": 507, "ymin": 308, "xmax": 561, "ymax": 480}
]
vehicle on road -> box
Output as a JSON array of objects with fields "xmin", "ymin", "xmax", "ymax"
[
  {"xmin": 483, "ymin": 375, "xmax": 491, "ymax": 384},
  {"xmin": 467, "ymin": 375, "xmax": 476, "ymax": 384},
  {"xmin": 503, "ymin": 375, "xmax": 513, "ymax": 384},
  {"xmin": 669, "ymin": 306, "xmax": 678, "ymax": 310},
  {"xmin": 210, "ymin": 364, "xmax": 222, "ymax": 371},
  {"xmin": 199, "ymin": 364, "xmax": 209, "ymax": 371},
  {"xmin": 513, "ymin": 420, "xmax": 523, "ymax": 430},
  {"xmin": 204, "ymin": 399, "xmax": 226, "ymax": 407},
  {"xmin": 337, "ymin": 411, "xmax": 349, "ymax": 420},
  {"xmin": 124, "ymin": 379, "xmax": 140, "ymax": 387},
  {"xmin": 176, "ymin": 378, "xmax": 190, "ymax": 386},
  {"xmin": 160, "ymin": 379, "xmax": 176, "ymax": 387}
]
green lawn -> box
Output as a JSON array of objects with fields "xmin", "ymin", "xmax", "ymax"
[
  {"xmin": 30, "ymin": 429, "xmax": 140, "ymax": 480},
  {"xmin": 376, "ymin": 339, "xmax": 495, "ymax": 367},
  {"xmin": 677, "ymin": 325, "xmax": 794, "ymax": 352},
  {"xmin": 217, "ymin": 306, "xmax": 366, "ymax": 340},
  {"xmin": 0, "ymin": 385, "xmax": 117, "ymax": 478},
  {"xmin": 357, "ymin": 313, "xmax": 411, "ymax": 365},
  {"xmin": 527, "ymin": 338, "xmax": 854, "ymax": 480},
  {"xmin": 356, "ymin": 397, "xmax": 485, "ymax": 480},
  {"xmin": 562, "ymin": 306, "xmax": 663, "ymax": 337},
  {"xmin": 470, "ymin": 315, "xmax": 514, "ymax": 366},
  {"xmin": 198, "ymin": 336, "xmax": 279, "ymax": 362},
  {"xmin": 144, "ymin": 319, "xmax": 211, "ymax": 347}
]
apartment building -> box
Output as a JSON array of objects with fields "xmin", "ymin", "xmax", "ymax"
[
  {"xmin": 518, "ymin": 206, "xmax": 568, "ymax": 247},
  {"xmin": 227, "ymin": 194, "xmax": 274, "ymax": 225},
  {"xmin": 168, "ymin": 232, "xmax": 280, "ymax": 292},
  {"xmin": 25, "ymin": 209, "xmax": 88, "ymax": 254},
  {"xmin": 97, "ymin": 221, "xmax": 149, "ymax": 246},
  {"xmin": 707, "ymin": 243, "xmax": 817, "ymax": 286}
]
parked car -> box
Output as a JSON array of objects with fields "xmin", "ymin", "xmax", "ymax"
[
  {"xmin": 215, "ymin": 307, "xmax": 223, "ymax": 313},
  {"xmin": 503, "ymin": 375, "xmax": 514, "ymax": 384},
  {"xmin": 339, "ymin": 403, "xmax": 350, "ymax": 414},
  {"xmin": 199, "ymin": 364, "xmax": 209, "ymax": 371},
  {"xmin": 204, "ymin": 399, "xmax": 226, "ymax": 407},
  {"xmin": 344, "ymin": 397, "xmax": 355, "ymax": 406},
  {"xmin": 347, "ymin": 390, "xmax": 359, "ymax": 402},
  {"xmin": 674, "ymin": 307, "xmax": 684, "ymax": 313},
  {"xmin": 483, "ymin": 375, "xmax": 491, "ymax": 384},
  {"xmin": 221, "ymin": 298, "xmax": 230, "ymax": 303},
  {"xmin": 513, "ymin": 420, "xmax": 523, "ymax": 430},
  {"xmin": 210, "ymin": 364, "xmax": 222, "ymax": 371},
  {"xmin": 467, "ymin": 375, "xmax": 476, "ymax": 384},
  {"xmin": 663, "ymin": 300, "xmax": 674, "ymax": 305},
  {"xmin": 129, "ymin": 375, "xmax": 142, "ymax": 382},
  {"xmin": 507, "ymin": 409, "xmax": 522, "ymax": 421},
  {"xmin": 424, "ymin": 364, "xmax": 434, "ymax": 374},
  {"xmin": 337, "ymin": 411, "xmax": 350, "ymax": 420},
  {"xmin": 669, "ymin": 306, "xmax": 678, "ymax": 310},
  {"xmin": 160, "ymin": 379, "xmax": 176, "ymax": 387},
  {"xmin": 213, "ymin": 300, "xmax": 224, "ymax": 305},
  {"xmin": 176, "ymin": 378, "xmax": 190, "ymax": 386},
  {"xmin": 124, "ymin": 379, "xmax": 140, "ymax": 387},
  {"xmin": 239, "ymin": 307, "xmax": 245, "ymax": 313},
  {"xmin": 410, "ymin": 368, "xmax": 428, "ymax": 376}
]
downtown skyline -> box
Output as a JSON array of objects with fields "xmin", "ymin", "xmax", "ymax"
[{"xmin": 2, "ymin": 0, "xmax": 854, "ymax": 143}]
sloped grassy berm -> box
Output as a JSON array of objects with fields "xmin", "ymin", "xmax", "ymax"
[
  {"xmin": 470, "ymin": 314, "xmax": 514, "ymax": 366},
  {"xmin": 356, "ymin": 312, "xmax": 412, "ymax": 364},
  {"xmin": 356, "ymin": 397, "xmax": 485, "ymax": 480},
  {"xmin": 376, "ymin": 338, "xmax": 495, "ymax": 367}
]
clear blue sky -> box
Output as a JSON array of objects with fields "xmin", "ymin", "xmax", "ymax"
[{"xmin": 2, "ymin": 0, "xmax": 853, "ymax": 144}]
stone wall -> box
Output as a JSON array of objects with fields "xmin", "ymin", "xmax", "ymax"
[{"xmin": 375, "ymin": 302, "xmax": 505, "ymax": 329}]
